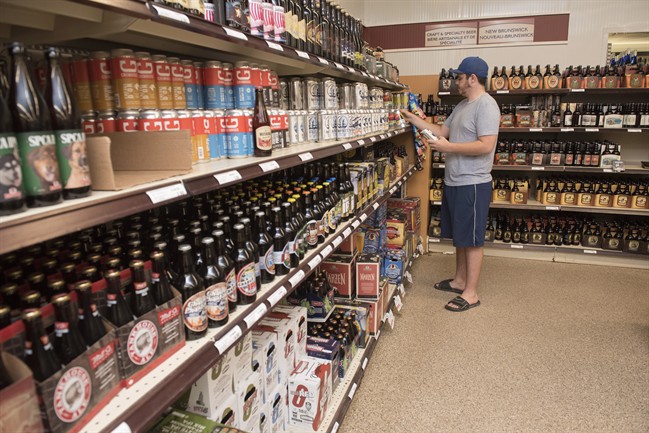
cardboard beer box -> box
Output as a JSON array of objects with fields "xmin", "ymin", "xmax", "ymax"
[
  {"xmin": 334, "ymin": 303, "xmax": 370, "ymax": 349},
  {"xmin": 148, "ymin": 409, "xmax": 246, "ymax": 433},
  {"xmin": 337, "ymin": 230, "xmax": 360, "ymax": 255},
  {"xmin": 251, "ymin": 328, "xmax": 280, "ymax": 406},
  {"xmin": 265, "ymin": 384, "xmax": 287, "ymax": 433},
  {"xmin": 362, "ymin": 228, "xmax": 381, "ymax": 254},
  {"xmin": 287, "ymin": 358, "xmax": 332, "ymax": 432},
  {"xmin": 356, "ymin": 254, "xmax": 382, "ymax": 298},
  {"xmin": 270, "ymin": 305, "xmax": 308, "ymax": 362},
  {"xmin": 320, "ymin": 253, "xmax": 357, "ymax": 299},
  {"xmin": 384, "ymin": 248, "xmax": 407, "ymax": 284},
  {"xmin": 287, "ymin": 283, "xmax": 335, "ymax": 321},
  {"xmin": 256, "ymin": 319, "xmax": 295, "ymax": 386},
  {"xmin": 234, "ymin": 367, "xmax": 262, "ymax": 433},
  {"xmin": 0, "ymin": 352, "xmax": 45, "ymax": 433},
  {"xmin": 227, "ymin": 331, "xmax": 254, "ymax": 381},
  {"xmin": 175, "ymin": 355, "xmax": 233, "ymax": 420},
  {"xmin": 306, "ymin": 336, "xmax": 341, "ymax": 389},
  {"xmin": 386, "ymin": 220, "xmax": 406, "ymax": 248}
]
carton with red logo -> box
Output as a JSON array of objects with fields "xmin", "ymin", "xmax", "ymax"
[
  {"xmin": 386, "ymin": 219, "xmax": 407, "ymax": 248},
  {"xmin": 287, "ymin": 358, "xmax": 332, "ymax": 432},
  {"xmin": 257, "ymin": 317, "xmax": 295, "ymax": 387},
  {"xmin": 306, "ymin": 336, "xmax": 340, "ymax": 390},
  {"xmin": 320, "ymin": 253, "xmax": 357, "ymax": 299},
  {"xmin": 0, "ymin": 352, "xmax": 45, "ymax": 433},
  {"xmin": 269, "ymin": 305, "xmax": 308, "ymax": 362},
  {"xmin": 234, "ymin": 367, "xmax": 262, "ymax": 433},
  {"xmin": 356, "ymin": 254, "xmax": 382, "ymax": 298}
]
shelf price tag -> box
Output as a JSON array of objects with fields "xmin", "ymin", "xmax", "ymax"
[
  {"xmin": 334, "ymin": 62, "xmax": 345, "ymax": 69},
  {"xmin": 584, "ymin": 249, "xmax": 598, "ymax": 255},
  {"xmin": 317, "ymin": 57, "xmax": 329, "ymax": 65},
  {"xmin": 288, "ymin": 270, "xmax": 306, "ymax": 288},
  {"xmin": 430, "ymin": 238, "xmax": 441, "ymax": 243},
  {"xmin": 259, "ymin": 160, "xmax": 280, "ymax": 172},
  {"xmin": 357, "ymin": 139, "xmax": 365, "ymax": 145},
  {"xmin": 398, "ymin": 181, "xmax": 403, "ymax": 186},
  {"xmin": 438, "ymin": 91, "xmax": 450, "ymax": 95},
  {"xmin": 561, "ymin": 128, "xmax": 574, "ymax": 132},
  {"xmin": 398, "ymin": 283, "xmax": 406, "ymax": 296},
  {"xmin": 321, "ymin": 245, "xmax": 334, "ymax": 257},
  {"xmin": 347, "ymin": 66, "xmax": 355, "ymax": 73},
  {"xmin": 510, "ymin": 244, "xmax": 524, "ymax": 249},
  {"xmin": 348, "ymin": 383, "xmax": 358, "ymax": 400},
  {"xmin": 352, "ymin": 220, "xmax": 361, "ymax": 229},
  {"xmin": 570, "ymin": 88, "xmax": 585, "ymax": 92},
  {"xmin": 359, "ymin": 213, "xmax": 367, "ymax": 222},
  {"xmin": 433, "ymin": 201, "xmax": 441, "ymax": 205},
  {"xmin": 496, "ymin": 90, "xmax": 510, "ymax": 94},
  {"xmin": 224, "ymin": 27, "xmax": 248, "ymax": 41},
  {"xmin": 146, "ymin": 182, "xmax": 187, "ymax": 204},
  {"xmin": 362, "ymin": 358, "xmax": 368, "ymax": 371},
  {"xmin": 298, "ymin": 152, "xmax": 313, "ymax": 162},
  {"xmin": 529, "ymin": 128, "xmax": 543, "ymax": 132},
  {"xmin": 268, "ymin": 286, "xmax": 288, "ymax": 307},
  {"xmin": 394, "ymin": 295, "xmax": 403, "ymax": 312},
  {"xmin": 380, "ymin": 134, "xmax": 386, "ymax": 140},
  {"xmin": 332, "ymin": 237, "xmax": 343, "ymax": 248},
  {"xmin": 214, "ymin": 170, "xmax": 242, "ymax": 185},
  {"xmin": 152, "ymin": 5, "xmax": 190, "ymax": 23},
  {"xmin": 307, "ymin": 255, "xmax": 322, "ymax": 270},
  {"xmin": 266, "ymin": 41, "xmax": 284, "ymax": 51},
  {"xmin": 385, "ymin": 310, "xmax": 395, "ymax": 329},
  {"xmin": 390, "ymin": 187, "xmax": 397, "ymax": 194},
  {"xmin": 438, "ymin": 164, "xmax": 446, "ymax": 168},
  {"xmin": 545, "ymin": 206, "xmax": 560, "ymax": 211},
  {"xmin": 214, "ymin": 325, "xmax": 242, "ymax": 354},
  {"xmin": 244, "ymin": 304, "xmax": 268, "ymax": 328},
  {"xmin": 603, "ymin": 169, "xmax": 613, "ymax": 173},
  {"xmin": 110, "ymin": 422, "xmax": 132, "ymax": 433},
  {"xmin": 295, "ymin": 50, "xmax": 310, "ymax": 59},
  {"xmin": 370, "ymin": 136, "xmax": 377, "ymax": 142},
  {"xmin": 332, "ymin": 422, "xmax": 340, "ymax": 433},
  {"xmin": 531, "ymin": 166, "xmax": 545, "ymax": 171},
  {"xmin": 342, "ymin": 143, "xmax": 353, "ymax": 150},
  {"xmin": 343, "ymin": 228, "xmax": 352, "ymax": 238},
  {"xmin": 405, "ymin": 271, "xmax": 413, "ymax": 284},
  {"xmin": 585, "ymin": 128, "xmax": 600, "ymax": 132},
  {"xmin": 628, "ymin": 128, "xmax": 642, "ymax": 133},
  {"xmin": 373, "ymin": 202, "xmax": 379, "ymax": 210}
]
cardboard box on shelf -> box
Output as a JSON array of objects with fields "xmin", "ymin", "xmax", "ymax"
[
  {"xmin": 256, "ymin": 319, "xmax": 295, "ymax": 387},
  {"xmin": 386, "ymin": 220, "xmax": 406, "ymax": 248},
  {"xmin": 337, "ymin": 231, "xmax": 361, "ymax": 256},
  {"xmin": 227, "ymin": 331, "xmax": 254, "ymax": 382},
  {"xmin": 176, "ymin": 355, "xmax": 233, "ymax": 420},
  {"xmin": 306, "ymin": 336, "xmax": 341, "ymax": 389},
  {"xmin": 234, "ymin": 367, "xmax": 262, "ymax": 433},
  {"xmin": 320, "ymin": 253, "xmax": 357, "ymax": 299},
  {"xmin": 270, "ymin": 305, "xmax": 308, "ymax": 363},
  {"xmin": 0, "ymin": 352, "xmax": 45, "ymax": 433},
  {"xmin": 86, "ymin": 131, "xmax": 191, "ymax": 191},
  {"xmin": 334, "ymin": 304, "xmax": 370, "ymax": 349},
  {"xmin": 251, "ymin": 328, "xmax": 280, "ymax": 406},
  {"xmin": 148, "ymin": 409, "xmax": 246, "ymax": 433},
  {"xmin": 287, "ymin": 358, "xmax": 332, "ymax": 432},
  {"xmin": 356, "ymin": 254, "xmax": 382, "ymax": 298},
  {"xmin": 264, "ymin": 384, "xmax": 287, "ymax": 433}
]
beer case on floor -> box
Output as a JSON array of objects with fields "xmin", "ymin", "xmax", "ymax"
[
  {"xmin": 320, "ymin": 253, "xmax": 357, "ymax": 299},
  {"xmin": 287, "ymin": 358, "xmax": 332, "ymax": 432},
  {"xmin": 0, "ymin": 352, "xmax": 45, "ymax": 433},
  {"xmin": 148, "ymin": 409, "xmax": 247, "ymax": 433}
]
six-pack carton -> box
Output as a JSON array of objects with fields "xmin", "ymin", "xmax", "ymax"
[{"xmin": 287, "ymin": 358, "xmax": 332, "ymax": 432}]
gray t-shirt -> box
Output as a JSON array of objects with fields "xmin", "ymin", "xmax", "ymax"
[{"xmin": 443, "ymin": 93, "xmax": 500, "ymax": 186}]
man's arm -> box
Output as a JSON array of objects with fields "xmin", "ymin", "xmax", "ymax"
[
  {"xmin": 427, "ymin": 135, "xmax": 497, "ymax": 156},
  {"xmin": 399, "ymin": 109, "xmax": 450, "ymax": 139}
]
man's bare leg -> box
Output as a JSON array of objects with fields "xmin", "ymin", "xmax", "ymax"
[
  {"xmin": 447, "ymin": 246, "xmax": 482, "ymax": 309},
  {"xmin": 450, "ymin": 247, "xmax": 467, "ymax": 291}
]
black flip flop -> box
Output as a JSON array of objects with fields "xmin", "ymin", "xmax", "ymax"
[
  {"xmin": 444, "ymin": 296, "xmax": 480, "ymax": 312},
  {"xmin": 434, "ymin": 279, "xmax": 463, "ymax": 294}
]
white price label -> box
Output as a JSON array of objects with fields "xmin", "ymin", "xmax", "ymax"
[
  {"xmin": 214, "ymin": 325, "xmax": 242, "ymax": 354},
  {"xmin": 380, "ymin": 134, "xmax": 386, "ymax": 140},
  {"xmin": 406, "ymin": 272, "xmax": 413, "ymax": 284},
  {"xmin": 334, "ymin": 62, "xmax": 345, "ymax": 69},
  {"xmin": 438, "ymin": 91, "xmax": 450, "ymax": 95},
  {"xmin": 387, "ymin": 310, "xmax": 395, "ymax": 329},
  {"xmin": 267, "ymin": 286, "xmax": 288, "ymax": 307},
  {"xmin": 361, "ymin": 72, "xmax": 369, "ymax": 77},
  {"xmin": 259, "ymin": 160, "xmax": 280, "ymax": 172},
  {"xmin": 110, "ymin": 422, "xmax": 132, "ymax": 433},
  {"xmin": 352, "ymin": 220, "xmax": 361, "ymax": 229},
  {"xmin": 266, "ymin": 41, "xmax": 284, "ymax": 51},
  {"xmin": 387, "ymin": 132, "xmax": 393, "ymax": 137},
  {"xmin": 570, "ymin": 88, "xmax": 585, "ymax": 92},
  {"xmin": 288, "ymin": 270, "xmax": 306, "ymax": 287},
  {"xmin": 531, "ymin": 166, "xmax": 545, "ymax": 171},
  {"xmin": 628, "ymin": 128, "xmax": 642, "ymax": 133},
  {"xmin": 376, "ymin": 329, "xmax": 381, "ymax": 339},
  {"xmin": 331, "ymin": 422, "xmax": 340, "ymax": 433},
  {"xmin": 529, "ymin": 128, "xmax": 543, "ymax": 132},
  {"xmin": 394, "ymin": 295, "xmax": 403, "ymax": 312},
  {"xmin": 496, "ymin": 90, "xmax": 510, "ymax": 94},
  {"xmin": 357, "ymin": 139, "xmax": 365, "ymax": 145},
  {"xmin": 545, "ymin": 206, "xmax": 560, "ymax": 211},
  {"xmin": 295, "ymin": 50, "xmax": 310, "ymax": 59},
  {"xmin": 214, "ymin": 170, "xmax": 242, "ymax": 185},
  {"xmin": 603, "ymin": 169, "xmax": 613, "ymax": 173},
  {"xmin": 347, "ymin": 66, "xmax": 355, "ymax": 73},
  {"xmin": 321, "ymin": 245, "xmax": 334, "ymax": 257},
  {"xmin": 585, "ymin": 128, "xmax": 600, "ymax": 132},
  {"xmin": 398, "ymin": 283, "xmax": 405, "ymax": 296},
  {"xmin": 430, "ymin": 238, "xmax": 441, "ymax": 243},
  {"xmin": 317, "ymin": 57, "xmax": 329, "ymax": 65},
  {"xmin": 342, "ymin": 143, "xmax": 353, "ymax": 150},
  {"xmin": 332, "ymin": 237, "xmax": 343, "ymax": 248},
  {"xmin": 348, "ymin": 383, "xmax": 358, "ymax": 399},
  {"xmin": 561, "ymin": 128, "xmax": 575, "ymax": 132},
  {"xmin": 373, "ymin": 203, "xmax": 379, "ymax": 210},
  {"xmin": 298, "ymin": 152, "xmax": 313, "ymax": 162},
  {"xmin": 224, "ymin": 27, "xmax": 248, "ymax": 41},
  {"xmin": 510, "ymin": 244, "xmax": 524, "ymax": 249},
  {"xmin": 398, "ymin": 181, "xmax": 403, "ymax": 186},
  {"xmin": 438, "ymin": 164, "xmax": 446, "ymax": 168},
  {"xmin": 152, "ymin": 5, "xmax": 190, "ymax": 23},
  {"xmin": 359, "ymin": 213, "xmax": 367, "ymax": 222},
  {"xmin": 146, "ymin": 183, "xmax": 187, "ymax": 204},
  {"xmin": 584, "ymin": 249, "xmax": 598, "ymax": 255},
  {"xmin": 362, "ymin": 358, "xmax": 368, "ymax": 370},
  {"xmin": 390, "ymin": 187, "xmax": 397, "ymax": 194},
  {"xmin": 370, "ymin": 136, "xmax": 377, "ymax": 142},
  {"xmin": 308, "ymin": 255, "xmax": 322, "ymax": 270},
  {"xmin": 343, "ymin": 228, "xmax": 352, "ymax": 238},
  {"xmin": 244, "ymin": 304, "xmax": 268, "ymax": 328},
  {"xmin": 433, "ymin": 201, "xmax": 442, "ymax": 205}
]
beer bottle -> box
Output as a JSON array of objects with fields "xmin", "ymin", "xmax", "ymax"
[
  {"xmin": 254, "ymin": 210, "xmax": 275, "ymax": 283},
  {"xmin": 253, "ymin": 89, "xmax": 272, "ymax": 157},
  {"xmin": 300, "ymin": 0, "xmax": 311, "ymax": 53},
  {"xmin": 0, "ymin": 92, "xmax": 25, "ymax": 215},
  {"xmin": 212, "ymin": 229, "xmax": 237, "ymax": 313},
  {"xmin": 129, "ymin": 260, "xmax": 156, "ymax": 317},
  {"xmin": 51, "ymin": 293, "xmax": 87, "ymax": 364},
  {"xmin": 22, "ymin": 309, "xmax": 62, "ymax": 381},
  {"xmin": 75, "ymin": 280, "xmax": 106, "ymax": 346},
  {"xmin": 270, "ymin": 207, "xmax": 290, "ymax": 276},
  {"xmin": 282, "ymin": 202, "xmax": 299, "ymax": 268},
  {"xmin": 232, "ymin": 223, "xmax": 257, "ymax": 305},
  {"xmin": 47, "ymin": 278, "xmax": 67, "ymax": 302},
  {"xmin": 0, "ymin": 304, "xmax": 12, "ymax": 329},
  {"xmin": 151, "ymin": 251, "xmax": 175, "ymax": 306},
  {"xmin": 105, "ymin": 270, "xmax": 135, "ymax": 327},
  {"xmin": 240, "ymin": 217, "xmax": 262, "ymax": 290},
  {"xmin": 45, "ymin": 47, "xmax": 91, "ymax": 199},
  {"xmin": 21, "ymin": 290, "xmax": 42, "ymax": 311},
  {"xmin": 200, "ymin": 237, "xmax": 229, "ymax": 328},
  {"xmin": 175, "ymin": 244, "xmax": 207, "ymax": 340},
  {"xmin": 303, "ymin": 191, "xmax": 319, "ymax": 249},
  {"xmin": 8, "ymin": 42, "xmax": 62, "ymax": 207}
]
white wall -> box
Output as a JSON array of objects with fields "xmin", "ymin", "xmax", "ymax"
[
  {"xmin": 336, "ymin": 0, "xmax": 365, "ymax": 24},
  {"xmin": 350, "ymin": 0, "xmax": 649, "ymax": 76}
]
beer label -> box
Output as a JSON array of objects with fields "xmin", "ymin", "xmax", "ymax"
[
  {"xmin": 55, "ymin": 129, "xmax": 91, "ymax": 190},
  {"xmin": 510, "ymin": 76, "xmax": 523, "ymax": 90},
  {"xmin": 255, "ymin": 125, "xmax": 272, "ymax": 151},
  {"xmin": 262, "ymin": 245, "xmax": 276, "ymax": 274},
  {"xmin": 106, "ymin": 293, "xmax": 117, "ymax": 307},
  {"xmin": 183, "ymin": 290, "xmax": 208, "ymax": 333},
  {"xmin": 226, "ymin": 268, "xmax": 237, "ymax": 303},
  {"xmin": 237, "ymin": 263, "xmax": 257, "ymax": 297},
  {"xmin": 282, "ymin": 243, "xmax": 291, "ymax": 268},
  {"xmin": 206, "ymin": 282, "xmax": 228, "ymax": 321},
  {"xmin": 306, "ymin": 219, "xmax": 319, "ymax": 246},
  {"xmin": 527, "ymin": 76, "xmax": 541, "ymax": 89},
  {"xmin": 53, "ymin": 366, "xmax": 92, "ymax": 423},
  {"xmin": 127, "ymin": 320, "xmax": 159, "ymax": 365},
  {"xmin": 134, "ymin": 281, "xmax": 149, "ymax": 296},
  {"xmin": 16, "ymin": 131, "xmax": 62, "ymax": 196},
  {"xmin": 54, "ymin": 321, "xmax": 70, "ymax": 336},
  {"xmin": 0, "ymin": 132, "xmax": 24, "ymax": 202},
  {"xmin": 492, "ymin": 76, "xmax": 506, "ymax": 90}
]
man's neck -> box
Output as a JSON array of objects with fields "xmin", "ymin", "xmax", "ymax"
[{"xmin": 466, "ymin": 86, "xmax": 486, "ymax": 102}]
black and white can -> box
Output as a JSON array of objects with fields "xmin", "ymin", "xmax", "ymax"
[
  {"xmin": 339, "ymin": 84, "xmax": 353, "ymax": 110},
  {"xmin": 279, "ymin": 79, "xmax": 289, "ymax": 110},
  {"xmin": 289, "ymin": 77, "xmax": 304, "ymax": 111},
  {"xmin": 336, "ymin": 110, "xmax": 351, "ymax": 140},
  {"xmin": 307, "ymin": 110, "xmax": 319, "ymax": 143},
  {"xmin": 305, "ymin": 78, "xmax": 321, "ymax": 110},
  {"xmin": 323, "ymin": 78, "xmax": 338, "ymax": 110}
]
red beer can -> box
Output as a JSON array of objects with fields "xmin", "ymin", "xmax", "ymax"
[
  {"xmin": 153, "ymin": 55, "xmax": 174, "ymax": 110},
  {"xmin": 139, "ymin": 109, "xmax": 164, "ymax": 132},
  {"xmin": 72, "ymin": 57, "xmax": 94, "ymax": 112},
  {"xmin": 161, "ymin": 109, "xmax": 180, "ymax": 131},
  {"xmin": 97, "ymin": 110, "xmax": 117, "ymax": 133},
  {"xmin": 116, "ymin": 109, "xmax": 139, "ymax": 132},
  {"xmin": 81, "ymin": 111, "xmax": 97, "ymax": 135},
  {"xmin": 136, "ymin": 51, "xmax": 158, "ymax": 109},
  {"xmin": 168, "ymin": 57, "xmax": 186, "ymax": 110}
]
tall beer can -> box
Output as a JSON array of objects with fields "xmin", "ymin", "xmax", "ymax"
[
  {"xmin": 242, "ymin": 109, "xmax": 254, "ymax": 156},
  {"xmin": 289, "ymin": 78, "xmax": 304, "ymax": 110},
  {"xmin": 233, "ymin": 61, "xmax": 255, "ymax": 109},
  {"xmin": 168, "ymin": 57, "xmax": 186, "ymax": 109},
  {"xmin": 203, "ymin": 61, "xmax": 226, "ymax": 109},
  {"xmin": 71, "ymin": 56, "xmax": 94, "ymax": 112},
  {"xmin": 278, "ymin": 79, "xmax": 289, "ymax": 110},
  {"xmin": 213, "ymin": 109, "xmax": 228, "ymax": 158},
  {"xmin": 225, "ymin": 109, "xmax": 248, "ymax": 158},
  {"xmin": 182, "ymin": 60, "xmax": 199, "ymax": 110},
  {"xmin": 191, "ymin": 110, "xmax": 210, "ymax": 163},
  {"xmin": 307, "ymin": 110, "xmax": 319, "ymax": 142},
  {"xmin": 203, "ymin": 109, "xmax": 221, "ymax": 160},
  {"xmin": 136, "ymin": 52, "xmax": 158, "ymax": 109},
  {"xmin": 193, "ymin": 61, "xmax": 205, "ymax": 109},
  {"xmin": 270, "ymin": 71, "xmax": 280, "ymax": 108},
  {"xmin": 111, "ymin": 49, "xmax": 141, "ymax": 110},
  {"xmin": 139, "ymin": 109, "xmax": 164, "ymax": 132},
  {"xmin": 153, "ymin": 55, "xmax": 174, "ymax": 109},
  {"xmin": 88, "ymin": 51, "xmax": 114, "ymax": 111},
  {"xmin": 323, "ymin": 78, "xmax": 338, "ymax": 110},
  {"xmin": 221, "ymin": 63, "xmax": 235, "ymax": 109},
  {"xmin": 161, "ymin": 109, "xmax": 180, "ymax": 131}
]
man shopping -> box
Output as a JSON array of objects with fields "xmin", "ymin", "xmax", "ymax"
[{"xmin": 401, "ymin": 57, "xmax": 500, "ymax": 312}]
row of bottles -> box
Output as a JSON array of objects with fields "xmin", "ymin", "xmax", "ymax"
[
  {"xmin": 1, "ymin": 42, "xmax": 91, "ymax": 216},
  {"xmin": 533, "ymin": 177, "xmax": 648, "ymax": 208},
  {"xmin": 492, "ymin": 139, "xmax": 622, "ymax": 168}
]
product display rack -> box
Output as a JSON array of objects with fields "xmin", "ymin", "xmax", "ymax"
[
  {"xmin": 439, "ymin": 88, "xmax": 649, "ymax": 97},
  {"xmin": 434, "ymin": 163, "xmax": 649, "ymax": 174}
]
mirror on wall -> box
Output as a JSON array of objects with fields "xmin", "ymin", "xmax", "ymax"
[{"xmin": 607, "ymin": 32, "xmax": 649, "ymax": 63}]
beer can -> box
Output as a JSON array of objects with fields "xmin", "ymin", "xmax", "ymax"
[
  {"xmin": 221, "ymin": 63, "xmax": 235, "ymax": 109},
  {"xmin": 71, "ymin": 57, "xmax": 94, "ymax": 112},
  {"xmin": 270, "ymin": 71, "xmax": 279, "ymax": 108},
  {"xmin": 250, "ymin": 63, "xmax": 262, "ymax": 90},
  {"xmin": 139, "ymin": 109, "xmax": 164, "ymax": 132},
  {"xmin": 191, "ymin": 110, "xmax": 210, "ymax": 163},
  {"xmin": 318, "ymin": 110, "xmax": 328, "ymax": 142},
  {"xmin": 305, "ymin": 78, "xmax": 321, "ymax": 110},
  {"xmin": 289, "ymin": 78, "xmax": 304, "ymax": 111},
  {"xmin": 204, "ymin": 1, "xmax": 215, "ymax": 22},
  {"xmin": 268, "ymin": 109, "xmax": 281, "ymax": 150},
  {"xmin": 135, "ymin": 52, "xmax": 158, "ymax": 109},
  {"xmin": 278, "ymin": 79, "xmax": 289, "ymax": 110},
  {"xmin": 97, "ymin": 110, "xmax": 116, "ymax": 133},
  {"xmin": 213, "ymin": 109, "xmax": 228, "ymax": 158},
  {"xmin": 323, "ymin": 78, "xmax": 338, "ymax": 110},
  {"xmin": 176, "ymin": 109, "xmax": 194, "ymax": 134},
  {"xmin": 161, "ymin": 109, "xmax": 180, "ymax": 131},
  {"xmin": 203, "ymin": 61, "xmax": 226, "ymax": 110},
  {"xmin": 116, "ymin": 109, "xmax": 139, "ymax": 132},
  {"xmin": 307, "ymin": 110, "xmax": 319, "ymax": 143},
  {"xmin": 260, "ymin": 65, "xmax": 273, "ymax": 107},
  {"xmin": 168, "ymin": 57, "xmax": 186, "ymax": 109},
  {"xmin": 182, "ymin": 60, "xmax": 199, "ymax": 110},
  {"xmin": 234, "ymin": 61, "xmax": 255, "ymax": 109},
  {"xmin": 297, "ymin": 110, "xmax": 307, "ymax": 143},
  {"xmin": 352, "ymin": 83, "xmax": 366, "ymax": 109},
  {"xmin": 383, "ymin": 90, "xmax": 392, "ymax": 110},
  {"xmin": 225, "ymin": 109, "xmax": 250, "ymax": 158},
  {"xmin": 193, "ymin": 61, "xmax": 205, "ymax": 109},
  {"xmin": 88, "ymin": 51, "xmax": 114, "ymax": 111},
  {"xmin": 111, "ymin": 49, "xmax": 140, "ymax": 110},
  {"xmin": 242, "ymin": 109, "xmax": 254, "ymax": 156},
  {"xmin": 279, "ymin": 109, "xmax": 289, "ymax": 148},
  {"xmin": 339, "ymin": 84, "xmax": 353, "ymax": 110},
  {"xmin": 203, "ymin": 109, "xmax": 220, "ymax": 160},
  {"xmin": 81, "ymin": 111, "xmax": 97, "ymax": 135},
  {"xmin": 336, "ymin": 110, "xmax": 350, "ymax": 140},
  {"xmin": 287, "ymin": 110, "xmax": 298, "ymax": 145},
  {"xmin": 153, "ymin": 55, "xmax": 174, "ymax": 110}
]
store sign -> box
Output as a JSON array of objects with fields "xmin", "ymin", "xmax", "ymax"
[
  {"xmin": 478, "ymin": 18, "xmax": 535, "ymax": 45},
  {"xmin": 425, "ymin": 22, "xmax": 478, "ymax": 47}
]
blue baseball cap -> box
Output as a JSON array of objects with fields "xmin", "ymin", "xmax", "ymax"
[{"xmin": 449, "ymin": 57, "xmax": 489, "ymax": 79}]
